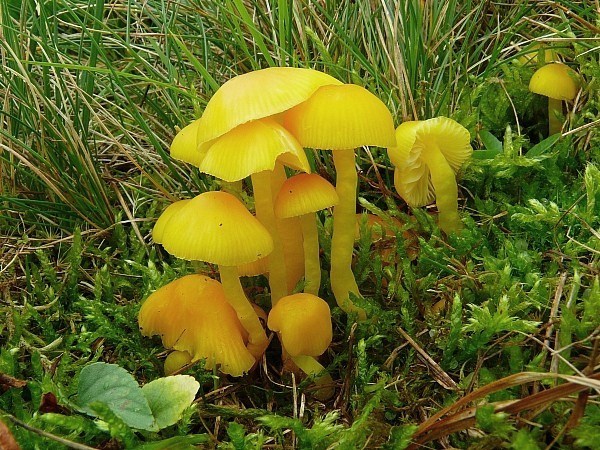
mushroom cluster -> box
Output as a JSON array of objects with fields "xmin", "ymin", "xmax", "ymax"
[{"xmin": 138, "ymin": 67, "xmax": 476, "ymax": 397}]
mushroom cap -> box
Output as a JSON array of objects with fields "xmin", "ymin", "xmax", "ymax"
[
  {"xmin": 529, "ymin": 63, "xmax": 580, "ymax": 100},
  {"xmin": 158, "ymin": 191, "xmax": 273, "ymax": 266},
  {"xmin": 199, "ymin": 118, "xmax": 310, "ymax": 182},
  {"xmin": 390, "ymin": 117, "xmax": 472, "ymax": 207},
  {"xmin": 267, "ymin": 293, "xmax": 332, "ymax": 357},
  {"xmin": 274, "ymin": 173, "xmax": 339, "ymax": 219},
  {"xmin": 283, "ymin": 84, "xmax": 397, "ymax": 150},
  {"xmin": 138, "ymin": 275, "xmax": 255, "ymax": 376},
  {"xmin": 196, "ymin": 68, "xmax": 343, "ymax": 144},
  {"xmin": 152, "ymin": 199, "xmax": 191, "ymax": 244},
  {"xmin": 170, "ymin": 119, "xmax": 212, "ymax": 167}
]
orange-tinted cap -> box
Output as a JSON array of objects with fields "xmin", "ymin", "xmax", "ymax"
[
  {"xmin": 138, "ymin": 275, "xmax": 255, "ymax": 376},
  {"xmin": 274, "ymin": 173, "xmax": 339, "ymax": 219},
  {"xmin": 267, "ymin": 293, "xmax": 332, "ymax": 357}
]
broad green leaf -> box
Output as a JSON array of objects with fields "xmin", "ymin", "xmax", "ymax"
[
  {"xmin": 525, "ymin": 133, "xmax": 560, "ymax": 157},
  {"xmin": 479, "ymin": 130, "xmax": 503, "ymax": 153},
  {"xmin": 76, "ymin": 362, "xmax": 154, "ymax": 430},
  {"xmin": 141, "ymin": 375, "xmax": 199, "ymax": 431}
]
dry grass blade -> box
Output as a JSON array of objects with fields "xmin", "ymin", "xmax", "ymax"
[
  {"xmin": 409, "ymin": 372, "xmax": 600, "ymax": 448},
  {"xmin": 397, "ymin": 327, "xmax": 458, "ymax": 390}
]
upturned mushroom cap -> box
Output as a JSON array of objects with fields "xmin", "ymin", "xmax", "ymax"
[
  {"xmin": 274, "ymin": 173, "xmax": 339, "ymax": 219},
  {"xmin": 158, "ymin": 191, "xmax": 273, "ymax": 266},
  {"xmin": 152, "ymin": 199, "xmax": 191, "ymax": 244},
  {"xmin": 267, "ymin": 293, "xmax": 332, "ymax": 357},
  {"xmin": 197, "ymin": 68, "xmax": 342, "ymax": 144},
  {"xmin": 529, "ymin": 63, "xmax": 580, "ymax": 100},
  {"xmin": 170, "ymin": 119, "xmax": 212, "ymax": 167},
  {"xmin": 283, "ymin": 84, "xmax": 397, "ymax": 150},
  {"xmin": 390, "ymin": 117, "xmax": 472, "ymax": 207},
  {"xmin": 199, "ymin": 118, "xmax": 310, "ymax": 182},
  {"xmin": 138, "ymin": 275, "xmax": 255, "ymax": 376}
]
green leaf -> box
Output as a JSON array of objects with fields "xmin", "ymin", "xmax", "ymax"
[
  {"xmin": 525, "ymin": 133, "xmax": 560, "ymax": 157},
  {"xmin": 76, "ymin": 362, "xmax": 154, "ymax": 430},
  {"xmin": 480, "ymin": 130, "xmax": 503, "ymax": 153},
  {"xmin": 141, "ymin": 375, "xmax": 200, "ymax": 431}
]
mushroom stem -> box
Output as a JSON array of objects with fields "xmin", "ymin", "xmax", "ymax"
[
  {"xmin": 272, "ymin": 164, "xmax": 305, "ymax": 293},
  {"xmin": 300, "ymin": 214, "xmax": 321, "ymax": 295},
  {"xmin": 252, "ymin": 170, "xmax": 289, "ymax": 305},
  {"xmin": 290, "ymin": 355, "xmax": 334, "ymax": 400},
  {"xmin": 548, "ymin": 97, "xmax": 563, "ymax": 135},
  {"xmin": 420, "ymin": 144, "xmax": 461, "ymax": 234},
  {"xmin": 219, "ymin": 265, "xmax": 268, "ymax": 359},
  {"xmin": 331, "ymin": 149, "xmax": 366, "ymax": 320}
]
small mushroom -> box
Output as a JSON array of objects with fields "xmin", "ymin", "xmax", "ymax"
[
  {"xmin": 155, "ymin": 191, "xmax": 273, "ymax": 359},
  {"xmin": 284, "ymin": 84, "xmax": 396, "ymax": 319},
  {"xmin": 529, "ymin": 63, "xmax": 580, "ymax": 135},
  {"xmin": 267, "ymin": 293, "xmax": 334, "ymax": 400},
  {"xmin": 388, "ymin": 117, "xmax": 472, "ymax": 234},
  {"xmin": 138, "ymin": 275, "xmax": 255, "ymax": 377},
  {"xmin": 274, "ymin": 173, "xmax": 339, "ymax": 295}
]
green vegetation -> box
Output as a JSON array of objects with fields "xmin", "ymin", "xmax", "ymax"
[{"xmin": 1, "ymin": 0, "xmax": 598, "ymax": 448}]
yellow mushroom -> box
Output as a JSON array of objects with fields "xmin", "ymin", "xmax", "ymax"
[
  {"xmin": 267, "ymin": 293, "xmax": 334, "ymax": 400},
  {"xmin": 284, "ymin": 84, "xmax": 396, "ymax": 320},
  {"xmin": 529, "ymin": 63, "xmax": 580, "ymax": 135},
  {"xmin": 196, "ymin": 67, "xmax": 343, "ymax": 146},
  {"xmin": 274, "ymin": 173, "xmax": 339, "ymax": 295},
  {"xmin": 155, "ymin": 191, "xmax": 273, "ymax": 359},
  {"xmin": 388, "ymin": 117, "xmax": 472, "ymax": 234},
  {"xmin": 138, "ymin": 275, "xmax": 255, "ymax": 377},
  {"xmin": 198, "ymin": 118, "xmax": 311, "ymax": 305}
]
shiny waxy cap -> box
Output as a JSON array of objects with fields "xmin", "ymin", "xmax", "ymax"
[
  {"xmin": 197, "ymin": 67, "xmax": 342, "ymax": 144},
  {"xmin": 152, "ymin": 199, "xmax": 191, "ymax": 244},
  {"xmin": 169, "ymin": 119, "xmax": 212, "ymax": 167},
  {"xmin": 274, "ymin": 173, "xmax": 339, "ymax": 219},
  {"xmin": 200, "ymin": 118, "xmax": 310, "ymax": 182},
  {"xmin": 138, "ymin": 275, "xmax": 255, "ymax": 376},
  {"xmin": 157, "ymin": 191, "xmax": 273, "ymax": 266},
  {"xmin": 283, "ymin": 84, "xmax": 397, "ymax": 150},
  {"xmin": 267, "ymin": 293, "xmax": 332, "ymax": 357},
  {"xmin": 529, "ymin": 63, "xmax": 580, "ymax": 100}
]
